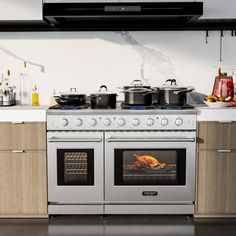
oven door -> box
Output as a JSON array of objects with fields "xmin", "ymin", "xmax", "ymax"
[
  {"xmin": 47, "ymin": 131, "xmax": 103, "ymax": 204},
  {"xmin": 105, "ymin": 131, "xmax": 196, "ymax": 204}
]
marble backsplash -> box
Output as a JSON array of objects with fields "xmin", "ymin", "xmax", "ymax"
[{"xmin": 0, "ymin": 31, "xmax": 235, "ymax": 105}]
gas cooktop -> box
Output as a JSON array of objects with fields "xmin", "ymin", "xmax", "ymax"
[{"xmin": 48, "ymin": 103, "xmax": 195, "ymax": 110}]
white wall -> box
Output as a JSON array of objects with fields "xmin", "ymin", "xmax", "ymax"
[{"xmin": 0, "ymin": 31, "xmax": 235, "ymax": 105}]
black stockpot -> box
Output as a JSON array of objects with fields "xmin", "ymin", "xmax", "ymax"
[
  {"xmin": 90, "ymin": 85, "xmax": 117, "ymax": 109},
  {"xmin": 121, "ymin": 80, "xmax": 155, "ymax": 106},
  {"xmin": 157, "ymin": 79, "xmax": 194, "ymax": 106},
  {"xmin": 123, "ymin": 87, "xmax": 154, "ymax": 106}
]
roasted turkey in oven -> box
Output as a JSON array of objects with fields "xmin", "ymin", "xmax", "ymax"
[{"xmin": 130, "ymin": 154, "xmax": 167, "ymax": 170}]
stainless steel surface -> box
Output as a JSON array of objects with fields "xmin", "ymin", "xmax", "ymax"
[
  {"xmin": 47, "ymin": 109, "xmax": 198, "ymax": 115},
  {"xmin": 1, "ymin": 91, "xmax": 16, "ymax": 106},
  {"xmin": 218, "ymin": 120, "xmax": 233, "ymax": 124},
  {"xmin": 217, "ymin": 149, "xmax": 232, "ymax": 153},
  {"xmin": 48, "ymin": 204, "xmax": 104, "ymax": 215},
  {"xmin": 106, "ymin": 137, "xmax": 195, "ymax": 142},
  {"xmin": 48, "ymin": 137, "xmax": 102, "ymax": 142},
  {"xmin": 47, "ymin": 131, "xmax": 103, "ymax": 204},
  {"xmin": 47, "ymin": 109, "xmax": 197, "ymax": 215},
  {"xmin": 47, "ymin": 112, "xmax": 197, "ymax": 131},
  {"xmin": 105, "ymin": 204, "xmax": 195, "ymax": 215},
  {"xmin": 105, "ymin": 131, "xmax": 196, "ymax": 205}
]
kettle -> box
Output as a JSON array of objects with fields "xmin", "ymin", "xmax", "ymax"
[{"xmin": 212, "ymin": 68, "xmax": 234, "ymax": 99}]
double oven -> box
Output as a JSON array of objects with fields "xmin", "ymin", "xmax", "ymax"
[{"xmin": 47, "ymin": 111, "xmax": 197, "ymax": 215}]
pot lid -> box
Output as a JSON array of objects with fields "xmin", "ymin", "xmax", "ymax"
[
  {"xmin": 60, "ymin": 88, "xmax": 85, "ymax": 96},
  {"xmin": 91, "ymin": 85, "xmax": 117, "ymax": 95},
  {"xmin": 124, "ymin": 87, "xmax": 153, "ymax": 93},
  {"xmin": 159, "ymin": 79, "xmax": 186, "ymax": 90}
]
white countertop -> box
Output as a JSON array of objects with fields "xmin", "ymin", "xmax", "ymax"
[
  {"xmin": 1, "ymin": 104, "xmax": 236, "ymax": 122},
  {"xmin": 0, "ymin": 105, "xmax": 48, "ymax": 122},
  {"xmin": 196, "ymin": 105, "xmax": 236, "ymax": 121}
]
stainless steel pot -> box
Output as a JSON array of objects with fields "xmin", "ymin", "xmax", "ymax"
[
  {"xmin": 120, "ymin": 80, "xmax": 154, "ymax": 106},
  {"xmin": 158, "ymin": 79, "xmax": 194, "ymax": 106}
]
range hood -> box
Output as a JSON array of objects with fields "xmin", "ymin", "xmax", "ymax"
[{"xmin": 43, "ymin": 2, "xmax": 203, "ymax": 30}]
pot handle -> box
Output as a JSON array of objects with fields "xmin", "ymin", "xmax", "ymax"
[
  {"xmin": 70, "ymin": 88, "xmax": 77, "ymax": 93},
  {"xmin": 142, "ymin": 88, "xmax": 157, "ymax": 96},
  {"xmin": 131, "ymin": 79, "xmax": 143, "ymax": 87},
  {"xmin": 99, "ymin": 85, "xmax": 108, "ymax": 92},
  {"xmin": 165, "ymin": 79, "xmax": 177, "ymax": 85},
  {"xmin": 173, "ymin": 87, "xmax": 194, "ymax": 95},
  {"xmin": 53, "ymin": 95, "xmax": 67, "ymax": 101}
]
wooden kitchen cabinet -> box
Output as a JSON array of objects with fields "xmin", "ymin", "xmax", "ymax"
[
  {"xmin": 196, "ymin": 150, "xmax": 236, "ymax": 215},
  {"xmin": 0, "ymin": 152, "xmax": 47, "ymax": 216},
  {"xmin": 196, "ymin": 121, "xmax": 236, "ymax": 217},
  {"xmin": 0, "ymin": 122, "xmax": 46, "ymax": 151},
  {"xmin": 0, "ymin": 122, "xmax": 47, "ymax": 218},
  {"xmin": 197, "ymin": 121, "xmax": 236, "ymax": 150}
]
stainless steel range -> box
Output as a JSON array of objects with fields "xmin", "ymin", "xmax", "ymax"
[{"xmin": 47, "ymin": 109, "xmax": 197, "ymax": 215}]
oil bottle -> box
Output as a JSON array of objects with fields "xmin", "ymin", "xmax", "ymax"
[{"xmin": 32, "ymin": 85, "xmax": 40, "ymax": 106}]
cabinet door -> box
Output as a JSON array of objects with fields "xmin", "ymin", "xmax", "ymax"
[
  {"xmin": 0, "ymin": 0, "xmax": 42, "ymax": 21},
  {"xmin": 0, "ymin": 122, "xmax": 46, "ymax": 151},
  {"xmin": 197, "ymin": 122, "xmax": 234, "ymax": 150},
  {"xmin": 201, "ymin": 0, "xmax": 236, "ymax": 19},
  {"xmin": 0, "ymin": 151, "xmax": 47, "ymax": 216},
  {"xmin": 196, "ymin": 150, "xmax": 236, "ymax": 214}
]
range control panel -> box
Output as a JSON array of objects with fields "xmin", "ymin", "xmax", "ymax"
[{"xmin": 47, "ymin": 114, "xmax": 197, "ymax": 131}]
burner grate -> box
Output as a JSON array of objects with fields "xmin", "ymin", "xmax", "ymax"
[
  {"xmin": 158, "ymin": 104, "xmax": 194, "ymax": 110},
  {"xmin": 121, "ymin": 103, "xmax": 157, "ymax": 110},
  {"xmin": 49, "ymin": 103, "xmax": 90, "ymax": 110}
]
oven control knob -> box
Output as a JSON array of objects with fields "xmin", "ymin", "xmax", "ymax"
[
  {"xmin": 103, "ymin": 118, "xmax": 111, "ymax": 126},
  {"xmin": 161, "ymin": 118, "xmax": 168, "ymax": 126},
  {"xmin": 60, "ymin": 118, "xmax": 68, "ymax": 127},
  {"xmin": 175, "ymin": 118, "xmax": 183, "ymax": 126},
  {"xmin": 146, "ymin": 118, "xmax": 154, "ymax": 126},
  {"xmin": 76, "ymin": 118, "xmax": 83, "ymax": 126},
  {"xmin": 132, "ymin": 118, "xmax": 140, "ymax": 126},
  {"xmin": 89, "ymin": 118, "xmax": 97, "ymax": 126},
  {"xmin": 118, "ymin": 118, "xmax": 126, "ymax": 126}
]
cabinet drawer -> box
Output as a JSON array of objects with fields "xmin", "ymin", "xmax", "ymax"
[
  {"xmin": 197, "ymin": 122, "xmax": 236, "ymax": 150},
  {"xmin": 0, "ymin": 151, "xmax": 47, "ymax": 216},
  {"xmin": 0, "ymin": 122, "xmax": 46, "ymax": 151},
  {"xmin": 196, "ymin": 150, "xmax": 236, "ymax": 214}
]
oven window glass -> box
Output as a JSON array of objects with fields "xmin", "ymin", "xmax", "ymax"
[
  {"xmin": 115, "ymin": 149, "xmax": 186, "ymax": 185},
  {"xmin": 57, "ymin": 149, "xmax": 94, "ymax": 186}
]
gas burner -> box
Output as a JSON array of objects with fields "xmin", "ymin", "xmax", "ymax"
[
  {"xmin": 121, "ymin": 103, "xmax": 157, "ymax": 110},
  {"xmin": 49, "ymin": 103, "xmax": 90, "ymax": 110},
  {"xmin": 158, "ymin": 104, "xmax": 194, "ymax": 110}
]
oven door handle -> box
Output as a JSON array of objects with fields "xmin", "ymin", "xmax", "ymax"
[
  {"xmin": 106, "ymin": 137, "xmax": 195, "ymax": 142},
  {"xmin": 48, "ymin": 137, "xmax": 102, "ymax": 143}
]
